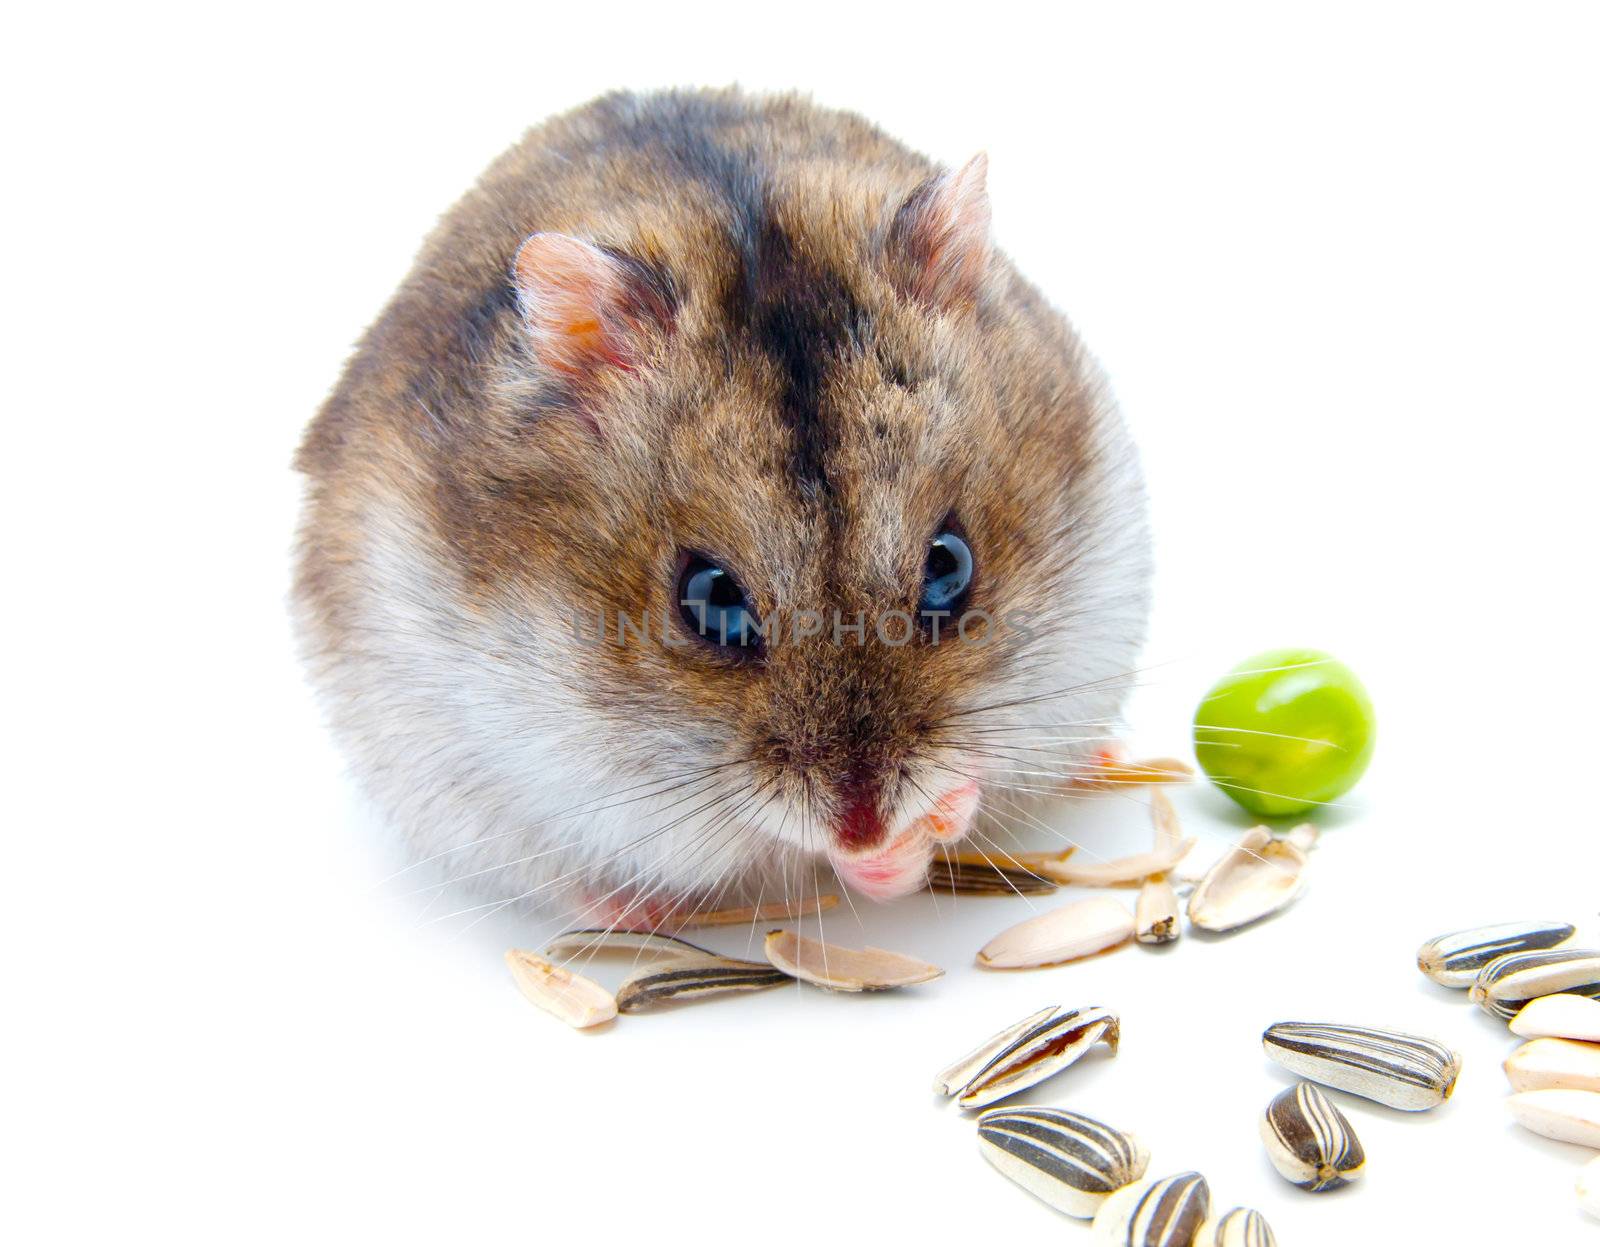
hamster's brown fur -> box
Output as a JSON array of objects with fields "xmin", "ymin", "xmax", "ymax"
[{"xmin": 295, "ymin": 88, "xmax": 1150, "ymax": 921}]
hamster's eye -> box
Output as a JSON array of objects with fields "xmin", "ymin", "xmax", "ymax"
[
  {"xmin": 678, "ymin": 555, "xmax": 762, "ymax": 653},
  {"xmin": 919, "ymin": 529, "xmax": 974, "ymax": 616}
]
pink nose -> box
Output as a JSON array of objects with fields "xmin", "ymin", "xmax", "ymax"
[{"xmin": 829, "ymin": 780, "xmax": 982, "ymax": 900}]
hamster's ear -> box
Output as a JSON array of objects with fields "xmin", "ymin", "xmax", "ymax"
[
  {"xmin": 887, "ymin": 153, "xmax": 992, "ymax": 310},
  {"xmin": 511, "ymin": 232, "xmax": 672, "ymax": 379}
]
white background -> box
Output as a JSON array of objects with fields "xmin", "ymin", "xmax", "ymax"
[{"xmin": 7, "ymin": 3, "xmax": 1599, "ymax": 1242}]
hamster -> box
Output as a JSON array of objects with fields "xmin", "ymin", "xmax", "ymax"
[{"xmin": 293, "ymin": 88, "xmax": 1151, "ymax": 928}]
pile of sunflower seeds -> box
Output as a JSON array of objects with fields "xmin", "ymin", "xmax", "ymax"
[
  {"xmin": 936, "ymin": 1005, "xmax": 1279, "ymax": 1245},
  {"xmin": 1417, "ymin": 918, "xmax": 1600, "ymax": 1220}
]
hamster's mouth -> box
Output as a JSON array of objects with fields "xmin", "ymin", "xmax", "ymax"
[{"xmin": 828, "ymin": 780, "xmax": 980, "ymax": 900}]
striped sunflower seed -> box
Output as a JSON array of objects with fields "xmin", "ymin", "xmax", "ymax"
[
  {"xmin": 504, "ymin": 949, "xmax": 617, "ymax": 1029},
  {"xmin": 1506, "ymin": 1088, "xmax": 1600, "ymax": 1148},
  {"xmin": 542, "ymin": 929, "xmax": 718, "ymax": 960},
  {"xmin": 954, "ymin": 1006, "xmax": 1121, "ymax": 1110},
  {"xmin": 927, "ymin": 856, "xmax": 1058, "ymax": 896},
  {"xmin": 615, "ymin": 953, "xmax": 789, "ymax": 1012},
  {"xmin": 1195, "ymin": 1208, "xmax": 1278, "ymax": 1247},
  {"xmin": 1260, "ymin": 1082, "xmax": 1365, "ymax": 1192},
  {"xmin": 1469, "ymin": 948, "xmax": 1600, "ymax": 1020},
  {"xmin": 1416, "ymin": 920, "xmax": 1575, "ymax": 988},
  {"xmin": 1262, "ymin": 1021, "xmax": 1461, "ymax": 1111},
  {"xmin": 935, "ymin": 1005, "xmax": 1061, "ymax": 1096},
  {"xmin": 1091, "ymin": 1172, "xmax": 1210, "ymax": 1246},
  {"xmin": 1511, "ymin": 993, "xmax": 1600, "ymax": 1042},
  {"xmin": 976, "ymin": 1106, "xmax": 1149, "ymax": 1219}
]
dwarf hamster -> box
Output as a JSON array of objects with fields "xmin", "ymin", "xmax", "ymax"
[{"xmin": 293, "ymin": 88, "xmax": 1150, "ymax": 928}]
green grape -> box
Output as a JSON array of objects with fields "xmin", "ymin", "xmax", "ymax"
[{"xmin": 1193, "ymin": 648, "xmax": 1375, "ymax": 817}]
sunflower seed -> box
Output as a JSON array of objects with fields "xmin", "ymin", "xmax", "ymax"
[
  {"xmin": 935, "ymin": 1005, "xmax": 1061, "ymax": 1095},
  {"xmin": 614, "ymin": 953, "xmax": 789, "ymax": 1012},
  {"xmin": 977, "ymin": 896, "xmax": 1136, "ymax": 969},
  {"xmin": 1262, "ymin": 1021, "xmax": 1461, "ymax": 1111},
  {"xmin": 1261, "ymin": 1082, "xmax": 1366, "ymax": 1192},
  {"xmin": 1506, "ymin": 1088, "xmax": 1600, "ymax": 1148},
  {"xmin": 677, "ymin": 894, "xmax": 839, "ymax": 928},
  {"xmin": 762, "ymin": 929, "xmax": 943, "ymax": 991},
  {"xmin": 1195, "ymin": 1207, "xmax": 1277, "ymax": 1247},
  {"xmin": 927, "ymin": 856, "xmax": 1058, "ymax": 896},
  {"xmin": 1091, "ymin": 1171, "xmax": 1210, "ymax": 1245},
  {"xmin": 1469, "ymin": 948, "xmax": 1600, "ymax": 1020},
  {"xmin": 1135, "ymin": 877, "xmax": 1181, "ymax": 945},
  {"xmin": 1579, "ymin": 1156, "xmax": 1600, "ymax": 1219},
  {"xmin": 1505, "ymin": 1038, "xmax": 1600, "ymax": 1093},
  {"xmin": 543, "ymin": 929, "xmax": 717, "ymax": 961},
  {"xmin": 504, "ymin": 948, "xmax": 617, "ymax": 1029},
  {"xmin": 955, "ymin": 1006, "xmax": 1120, "ymax": 1109},
  {"xmin": 1186, "ymin": 826, "xmax": 1310, "ymax": 933},
  {"xmin": 977, "ymin": 1106, "xmax": 1149, "ymax": 1219},
  {"xmin": 1511, "ymin": 993, "xmax": 1600, "ymax": 1042},
  {"xmin": 1416, "ymin": 920, "xmax": 1576, "ymax": 988}
]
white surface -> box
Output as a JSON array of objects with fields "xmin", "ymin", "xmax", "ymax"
[{"xmin": 7, "ymin": 3, "xmax": 1600, "ymax": 1242}]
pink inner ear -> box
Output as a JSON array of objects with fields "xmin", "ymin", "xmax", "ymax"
[
  {"xmin": 512, "ymin": 232, "xmax": 638, "ymax": 376},
  {"xmin": 891, "ymin": 153, "xmax": 992, "ymax": 308}
]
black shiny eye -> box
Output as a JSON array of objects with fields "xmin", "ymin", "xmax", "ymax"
[
  {"xmin": 919, "ymin": 529, "xmax": 974, "ymax": 615},
  {"xmin": 678, "ymin": 555, "xmax": 762, "ymax": 652}
]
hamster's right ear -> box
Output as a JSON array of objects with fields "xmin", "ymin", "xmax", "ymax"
[
  {"xmin": 886, "ymin": 153, "xmax": 992, "ymax": 310},
  {"xmin": 511, "ymin": 232, "xmax": 673, "ymax": 381}
]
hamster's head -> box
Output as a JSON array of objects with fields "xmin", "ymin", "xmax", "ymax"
[{"xmin": 298, "ymin": 154, "xmax": 1149, "ymax": 920}]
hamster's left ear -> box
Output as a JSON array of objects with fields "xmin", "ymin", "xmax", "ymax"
[
  {"xmin": 511, "ymin": 232, "xmax": 673, "ymax": 380},
  {"xmin": 887, "ymin": 153, "xmax": 992, "ymax": 310}
]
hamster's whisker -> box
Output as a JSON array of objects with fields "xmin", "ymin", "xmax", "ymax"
[
  {"xmin": 394, "ymin": 774, "xmax": 728, "ymax": 900},
  {"xmin": 426, "ymin": 784, "xmax": 751, "ymax": 929},
  {"xmin": 372, "ymin": 758, "xmax": 744, "ymax": 888},
  {"xmin": 558, "ymin": 782, "xmax": 773, "ymax": 957},
  {"xmin": 1192, "ymin": 723, "xmax": 1340, "ymax": 748}
]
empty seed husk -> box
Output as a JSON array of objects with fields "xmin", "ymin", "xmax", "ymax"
[
  {"xmin": 1470, "ymin": 948, "xmax": 1600, "ymax": 1020},
  {"xmin": 1506, "ymin": 1088, "xmax": 1600, "ymax": 1148},
  {"xmin": 927, "ymin": 856, "xmax": 1058, "ymax": 896},
  {"xmin": 543, "ymin": 928, "xmax": 718, "ymax": 961},
  {"xmin": 615, "ymin": 952, "xmax": 789, "ymax": 1012},
  {"xmin": 976, "ymin": 1106, "xmax": 1149, "ymax": 1219},
  {"xmin": 1135, "ymin": 877, "xmax": 1180, "ymax": 945},
  {"xmin": 1195, "ymin": 1208, "xmax": 1278, "ymax": 1247},
  {"xmin": 1511, "ymin": 993, "xmax": 1600, "ymax": 1042},
  {"xmin": 504, "ymin": 948, "xmax": 617, "ymax": 1029},
  {"xmin": 1076, "ymin": 756, "xmax": 1195, "ymax": 789},
  {"xmin": 1505, "ymin": 1038, "xmax": 1600, "ymax": 1093},
  {"xmin": 1028, "ymin": 790, "xmax": 1193, "ymax": 888},
  {"xmin": 763, "ymin": 929, "xmax": 943, "ymax": 991},
  {"xmin": 955, "ymin": 1006, "xmax": 1120, "ymax": 1109},
  {"xmin": 1262, "ymin": 1021, "xmax": 1461, "ymax": 1111},
  {"xmin": 935, "ymin": 1005, "xmax": 1061, "ymax": 1096},
  {"xmin": 1186, "ymin": 826, "xmax": 1310, "ymax": 933},
  {"xmin": 1579, "ymin": 1156, "xmax": 1600, "ymax": 1220},
  {"xmin": 1261, "ymin": 1082, "xmax": 1366, "ymax": 1192},
  {"xmin": 977, "ymin": 896, "xmax": 1136, "ymax": 969},
  {"xmin": 1417, "ymin": 919, "xmax": 1576, "ymax": 988},
  {"xmin": 677, "ymin": 894, "xmax": 839, "ymax": 928},
  {"xmin": 1091, "ymin": 1171, "xmax": 1210, "ymax": 1246},
  {"xmin": 1032, "ymin": 840, "xmax": 1197, "ymax": 888}
]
